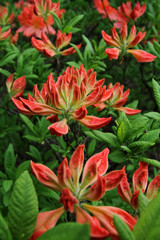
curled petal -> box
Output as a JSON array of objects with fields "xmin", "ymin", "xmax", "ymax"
[
  {"xmin": 72, "ymin": 106, "xmax": 87, "ymax": 120},
  {"xmin": 81, "ymin": 148, "xmax": 109, "ymax": 190},
  {"xmin": 30, "ymin": 207, "xmax": 65, "ymax": 240},
  {"xmin": 116, "ymin": 107, "xmax": 141, "ymax": 115},
  {"xmin": 128, "ymin": 49, "xmax": 156, "ymax": 62},
  {"xmin": 133, "ymin": 161, "xmax": 148, "ymax": 193},
  {"xmin": 146, "ymin": 173, "xmax": 160, "ymax": 199},
  {"xmin": 117, "ymin": 175, "xmax": 132, "ymax": 205},
  {"xmin": 80, "ymin": 162, "xmax": 97, "ymax": 191},
  {"xmin": 128, "ymin": 31, "xmax": 146, "ymax": 48},
  {"xmin": 83, "ymin": 204, "xmax": 136, "ymax": 236},
  {"xmin": 30, "ymin": 161, "xmax": 61, "ymax": 191},
  {"xmin": 19, "ymin": 97, "xmax": 59, "ymax": 115},
  {"xmin": 102, "ymin": 30, "xmax": 120, "ymax": 47},
  {"xmin": 59, "ymin": 188, "xmax": 78, "ymax": 213},
  {"xmin": 81, "ymin": 175, "xmax": 106, "ymax": 201},
  {"xmin": 130, "ymin": 190, "xmax": 140, "ymax": 209},
  {"xmin": 69, "ymin": 145, "xmax": 85, "ymax": 187},
  {"xmin": 11, "ymin": 98, "xmax": 33, "ymax": 115},
  {"xmin": 78, "ymin": 116, "xmax": 111, "ymax": 129},
  {"xmin": 105, "ymin": 48, "xmax": 120, "ymax": 60},
  {"xmin": 48, "ymin": 119, "xmax": 69, "ymax": 136},
  {"xmin": 58, "ymin": 157, "xmax": 73, "ymax": 189},
  {"xmin": 120, "ymin": 23, "xmax": 128, "ymax": 42},
  {"xmin": 76, "ymin": 205, "xmax": 109, "ymax": 238},
  {"xmin": 104, "ymin": 167, "xmax": 125, "ymax": 191}
]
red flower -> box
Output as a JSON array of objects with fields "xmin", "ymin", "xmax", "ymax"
[
  {"xmin": 94, "ymin": 82, "xmax": 141, "ymax": 115},
  {"xmin": 93, "ymin": 0, "xmax": 119, "ymax": 21},
  {"xmin": 6, "ymin": 74, "xmax": 26, "ymax": 98},
  {"xmin": 115, "ymin": 1, "xmax": 146, "ymax": 28},
  {"xmin": 34, "ymin": 0, "xmax": 65, "ymax": 20},
  {"xmin": 0, "ymin": 26, "xmax": 11, "ymax": 41},
  {"xmin": 17, "ymin": 4, "xmax": 55, "ymax": 38},
  {"xmin": 11, "ymin": 65, "xmax": 112, "ymax": 136},
  {"xmin": 117, "ymin": 162, "xmax": 160, "ymax": 209},
  {"xmin": 30, "ymin": 145, "xmax": 131, "ymax": 239},
  {"xmin": 102, "ymin": 23, "xmax": 156, "ymax": 62},
  {"xmin": 0, "ymin": 6, "xmax": 14, "ymax": 26},
  {"xmin": 31, "ymin": 31, "xmax": 81, "ymax": 57}
]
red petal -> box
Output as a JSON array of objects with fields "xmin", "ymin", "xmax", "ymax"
[
  {"xmin": 30, "ymin": 161, "xmax": 61, "ymax": 191},
  {"xmin": 30, "ymin": 207, "xmax": 64, "ymax": 240},
  {"xmin": 69, "ymin": 145, "xmax": 85, "ymax": 187},
  {"xmin": 76, "ymin": 205, "xmax": 109, "ymax": 238},
  {"xmin": 78, "ymin": 115, "xmax": 111, "ymax": 129},
  {"xmin": 48, "ymin": 119, "xmax": 69, "ymax": 136},
  {"xmin": 133, "ymin": 161, "xmax": 148, "ymax": 193},
  {"xmin": 128, "ymin": 49, "xmax": 156, "ymax": 62}
]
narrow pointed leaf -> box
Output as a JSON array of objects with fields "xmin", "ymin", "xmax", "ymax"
[{"xmin": 8, "ymin": 171, "xmax": 38, "ymax": 240}]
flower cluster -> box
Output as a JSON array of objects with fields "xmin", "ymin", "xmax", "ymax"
[
  {"xmin": 31, "ymin": 31, "xmax": 81, "ymax": 57},
  {"xmin": 11, "ymin": 65, "xmax": 113, "ymax": 136},
  {"xmin": 94, "ymin": 82, "xmax": 141, "ymax": 115},
  {"xmin": 16, "ymin": 1, "xmax": 64, "ymax": 38},
  {"xmin": 94, "ymin": 0, "xmax": 146, "ymax": 28},
  {"xmin": 117, "ymin": 162, "xmax": 160, "ymax": 210},
  {"xmin": 102, "ymin": 23, "xmax": 156, "ymax": 62},
  {"xmin": 34, "ymin": 0, "xmax": 65, "ymax": 20},
  {"xmin": 30, "ymin": 145, "xmax": 136, "ymax": 239}
]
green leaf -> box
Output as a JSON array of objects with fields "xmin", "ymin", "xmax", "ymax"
[
  {"xmin": 152, "ymin": 79, "xmax": 160, "ymax": 110},
  {"xmin": 4, "ymin": 144, "xmax": 16, "ymax": 174},
  {"xmin": 27, "ymin": 145, "xmax": 42, "ymax": 162},
  {"xmin": 92, "ymin": 130, "xmax": 120, "ymax": 148},
  {"xmin": 114, "ymin": 215, "xmax": 136, "ymax": 240},
  {"xmin": 50, "ymin": 12, "xmax": 62, "ymax": 30},
  {"xmin": 109, "ymin": 151, "xmax": 126, "ymax": 163},
  {"xmin": 15, "ymin": 160, "xmax": 31, "ymax": 179},
  {"xmin": 20, "ymin": 114, "xmax": 37, "ymax": 135},
  {"xmin": 2, "ymin": 180, "xmax": 13, "ymax": 192},
  {"xmin": 117, "ymin": 121, "xmax": 127, "ymax": 143},
  {"xmin": 128, "ymin": 141, "xmax": 154, "ymax": 150},
  {"xmin": 87, "ymin": 139, "xmax": 96, "ymax": 155},
  {"xmin": 0, "ymin": 214, "xmax": 12, "ymax": 240},
  {"xmin": 65, "ymin": 15, "xmax": 84, "ymax": 28},
  {"xmin": 138, "ymin": 191, "xmax": 150, "ymax": 214},
  {"xmin": 133, "ymin": 192, "xmax": 160, "ymax": 240},
  {"xmin": 0, "ymin": 52, "xmax": 18, "ymax": 67},
  {"xmin": 37, "ymin": 223, "xmax": 90, "ymax": 240},
  {"xmin": 8, "ymin": 171, "xmax": 38, "ymax": 240},
  {"xmin": 144, "ymin": 112, "xmax": 160, "ymax": 119},
  {"xmin": 138, "ymin": 129, "xmax": 160, "ymax": 142},
  {"xmin": 84, "ymin": 131, "xmax": 101, "ymax": 141},
  {"xmin": 70, "ymin": 43, "xmax": 84, "ymax": 62}
]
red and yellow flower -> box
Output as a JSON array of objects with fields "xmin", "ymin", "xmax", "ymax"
[
  {"xmin": 94, "ymin": 82, "xmax": 141, "ymax": 115},
  {"xmin": 34, "ymin": 0, "xmax": 65, "ymax": 20},
  {"xmin": 0, "ymin": 26, "xmax": 11, "ymax": 41},
  {"xmin": 6, "ymin": 74, "xmax": 26, "ymax": 98},
  {"xmin": 11, "ymin": 65, "xmax": 112, "ymax": 136},
  {"xmin": 117, "ymin": 161, "xmax": 160, "ymax": 209},
  {"xmin": 31, "ymin": 31, "xmax": 81, "ymax": 57},
  {"xmin": 17, "ymin": 4, "xmax": 56, "ymax": 38},
  {"xmin": 0, "ymin": 6, "xmax": 14, "ymax": 26},
  {"xmin": 102, "ymin": 23, "xmax": 156, "ymax": 62},
  {"xmin": 30, "ymin": 145, "xmax": 136, "ymax": 239}
]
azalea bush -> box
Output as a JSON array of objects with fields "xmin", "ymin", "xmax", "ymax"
[{"xmin": 0, "ymin": 0, "xmax": 160, "ymax": 240}]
